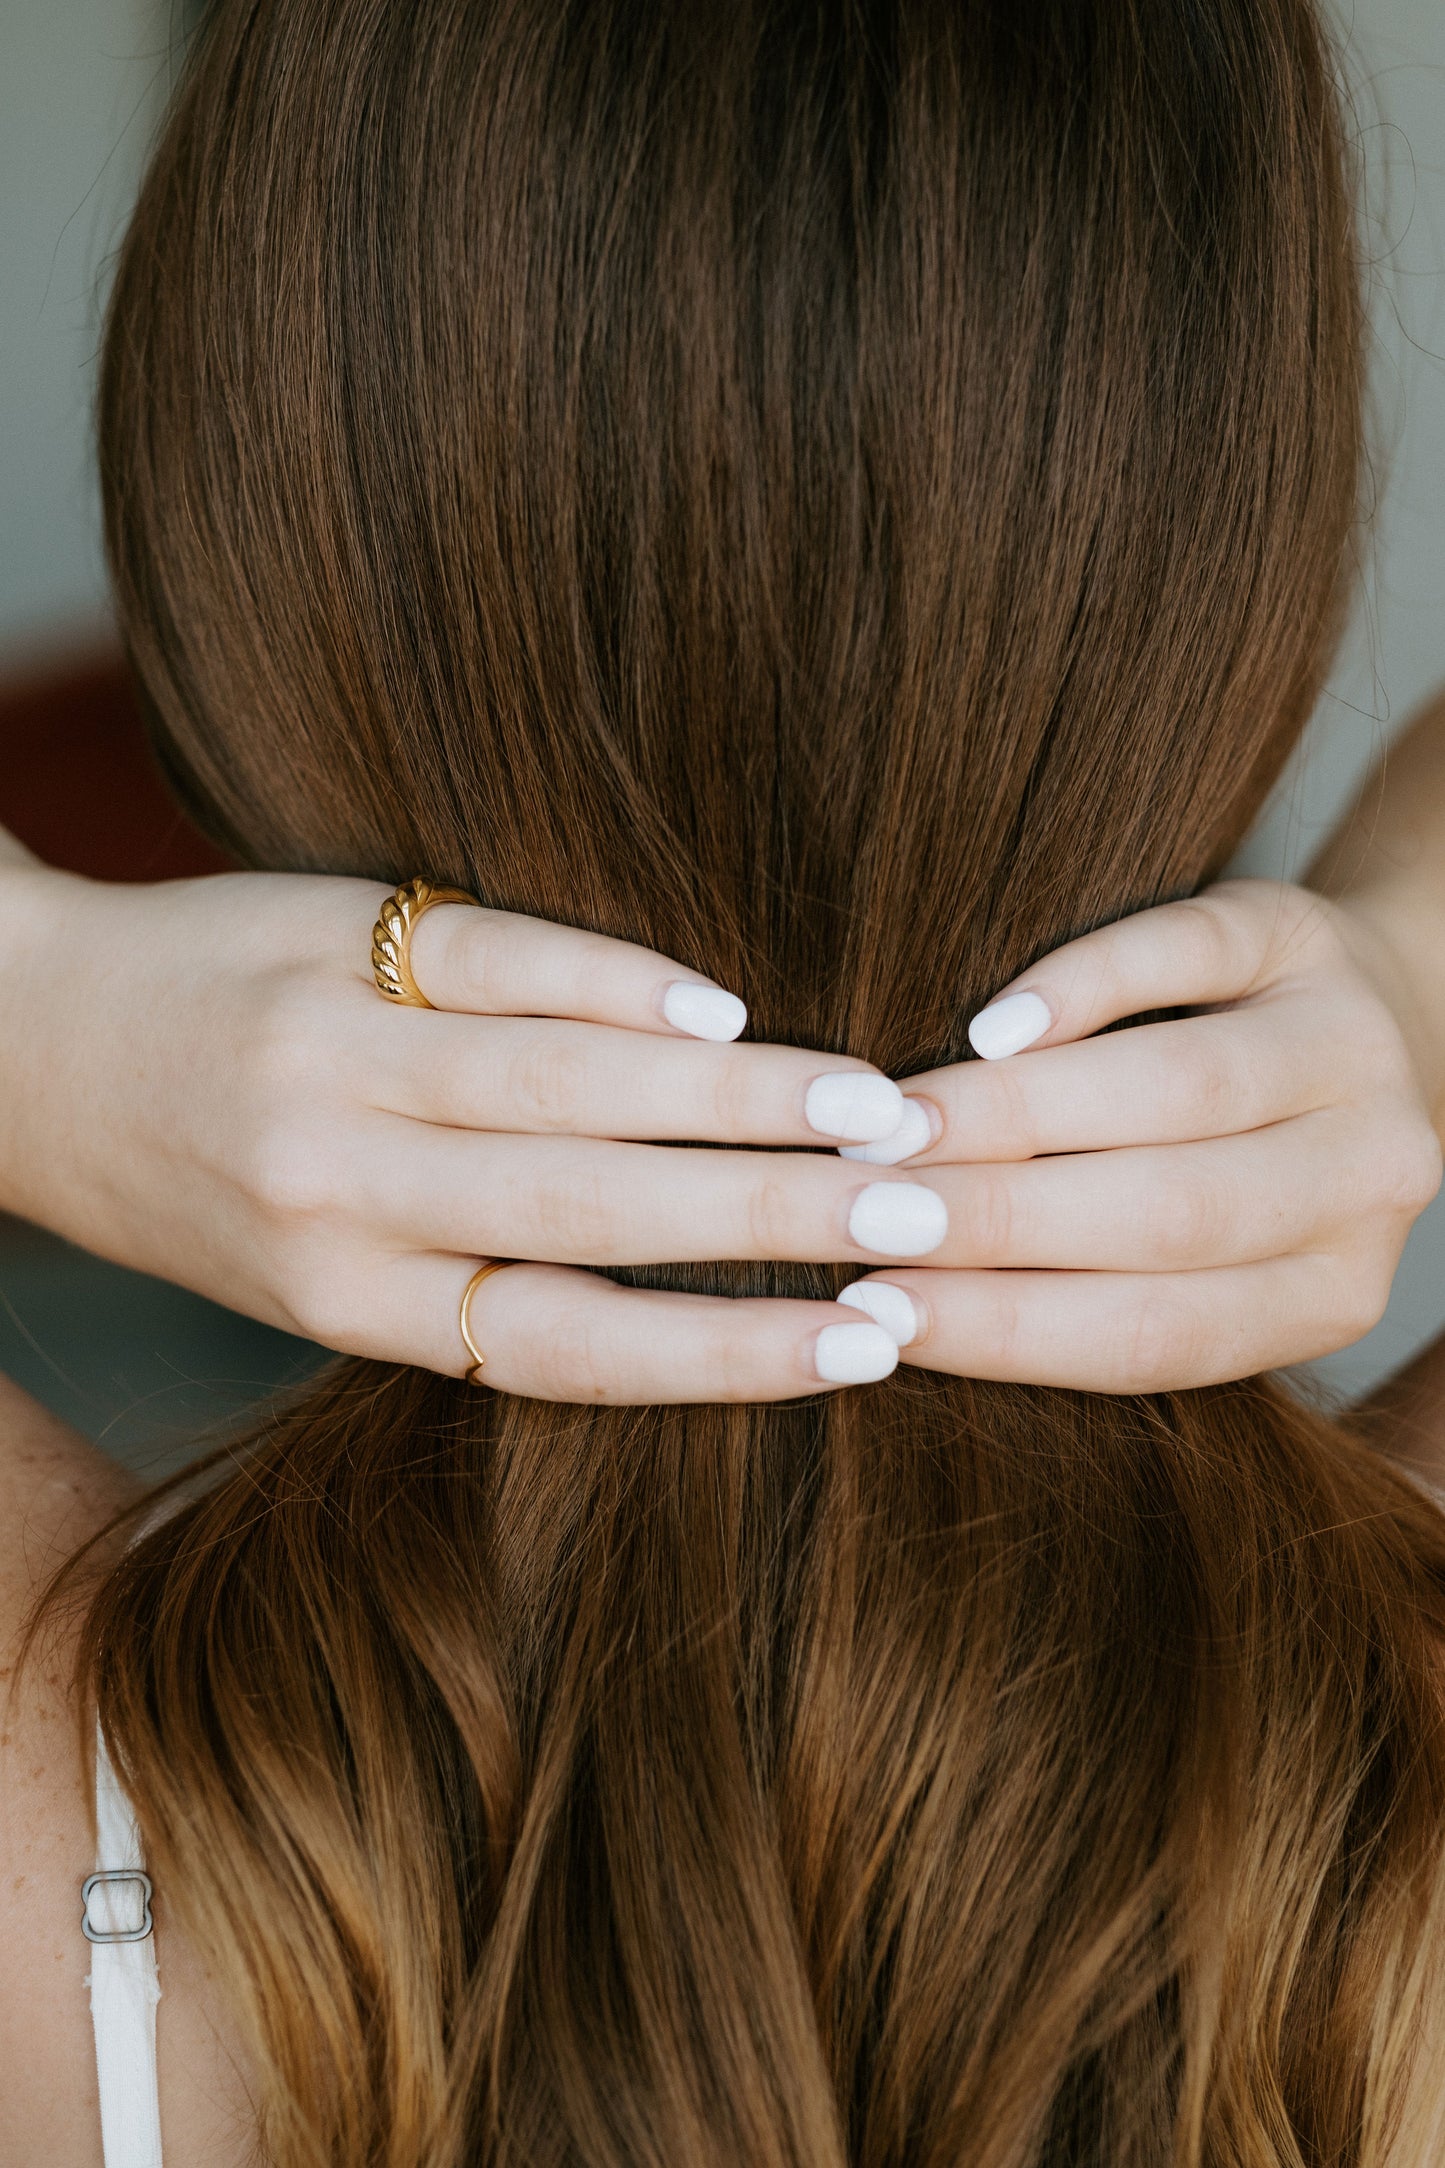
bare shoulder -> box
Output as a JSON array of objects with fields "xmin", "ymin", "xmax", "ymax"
[
  {"xmin": 0, "ymin": 1369, "xmax": 135, "ymax": 1625},
  {"xmin": 0, "ymin": 1376, "xmax": 256, "ymax": 2167},
  {"xmin": 0, "ymin": 1377, "xmax": 135, "ymax": 2166}
]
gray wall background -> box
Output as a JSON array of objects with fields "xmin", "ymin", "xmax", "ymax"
[
  {"xmin": 0, "ymin": 0, "xmax": 1441, "ymax": 1453},
  {"xmin": 1, "ymin": 0, "xmax": 172, "ymax": 660}
]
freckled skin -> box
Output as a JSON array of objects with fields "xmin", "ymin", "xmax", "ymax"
[{"xmin": 0, "ymin": 1376, "xmax": 257, "ymax": 2166}]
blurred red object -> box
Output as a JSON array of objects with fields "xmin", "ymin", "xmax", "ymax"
[{"xmin": 0, "ymin": 648, "xmax": 232, "ymax": 881}]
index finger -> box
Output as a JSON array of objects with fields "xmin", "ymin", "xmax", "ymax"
[
  {"xmin": 869, "ymin": 1003, "xmax": 1335, "ymax": 1166},
  {"xmin": 962, "ymin": 879, "xmax": 1326, "ymax": 1061},
  {"xmin": 404, "ymin": 901, "xmax": 749, "ymax": 1040}
]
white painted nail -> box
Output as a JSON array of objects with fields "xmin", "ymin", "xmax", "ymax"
[
  {"xmin": 814, "ymin": 1320, "xmax": 900, "ymax": 1384},
  {"xmin": 804, "ymin": 1072, "xmax": 906, "ymax": 1142},
  {"xmin": 847, "ymin": 1181, "xmax": 948, "ymax": 1256},
  {"xmin": 837, "ymin": 1280, "xmax": 921, "ymax": 1346},
  {"xmin": 838, "ymin": 1096, "xmax": 935, "ymax": 1165},
  {"xmin": 967, "ymin": 990, "xmax": 1051, "ymax": 1060},
  {"xmin": 662, "ymin": 981, "xmax": 748, "ymax": 1041}
]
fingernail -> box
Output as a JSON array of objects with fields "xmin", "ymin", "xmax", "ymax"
[
  {"xmin": 805, "ymin": 1072, "xmax": 906, "ymax": 1142},
  {"xmin": 662, "ymin": 981, "xmax": 748, "ymax": 1041},
  {"xmin": 814, "ymin": 1320, "xmax": 900, "ymax": 1384},
  {"xmin": 847, "ymin": 1180, "xmax": 948, "ymax": 1256},
  {"xmin": 839, "ymin": 1096, "xmax": 936, "ymax": 1165},
  {"xmin": 837, "ymin": 1280, "xmax": 921, "ymax": 1346},
  {"xmin": 967, "ymin": 990, "xmax": 1051, "ymax": 1060}
]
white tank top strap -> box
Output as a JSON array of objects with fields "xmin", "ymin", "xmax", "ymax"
[{"xmin": 83, "ymin": 1716, "xmax": 164, "ymax": 2167}]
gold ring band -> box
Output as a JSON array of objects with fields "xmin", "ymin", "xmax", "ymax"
[
  {"xmin": 460, "ymin": 1259, "xmax": 517, "ymax": 1382},
  {"xmin": 371, "ymin": 877, "xmax": 479, "ymax": 1007}
]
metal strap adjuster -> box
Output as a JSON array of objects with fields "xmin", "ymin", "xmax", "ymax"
[{"xmin": 81, "ymin": 1868, "xmax": 154, "ymax": 1945}]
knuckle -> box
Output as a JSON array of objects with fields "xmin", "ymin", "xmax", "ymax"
[
  {"xmin": 1119, "ymin": 1289, "xmax": 1198, "ymax": 1392},
  {"xmin": 1329, "ymin": 1260, "xmax": 1392, "ymax": 1348},
  {"xmin": 519, "ymin": 1292, "xmax": 611, "ymax": 1400},
  {"xmin": 1160, "ymin": 1168, "xmax": 1225, "ymax": 1264},
  {"xmin": 707, "ymin": 1050, "xmax": 757, "ymax": 1138},
  {"xmin": 1177, "ymin": 1042, "xmax": 1238, "ymax": 1133},
  {"xmin": 434, "ymin": 909, "xmax": 504, "ymax": 1011},
  {"xmin": 1171, "ymin": 895, "xmax": 1243, "ymax": 985},
  {"xmin": 265, "ymin": 1241, "xmax": 355, "ymax": 1344},
  {"xmin": 531, "ymin": 1166, "xmax": 613, "ymax": 1262},
  {"xmin": 249, "ymin": 975, "xmax": 329, "ymax": 1100},
  {"xmin": 716, "ymin": 1321, "xmax": 768, "ymax": 1401},
  {"xmin": 550, "ymin": 1305, "xmax": 613, "ymax": 1401},
  {"xmin": 1385, "ymin": 1119, "xmax": 1443, "ymax": 1217},
  {"xmin": 247, "ymin": 1130, "xmax": 337, "ymax": 1223},
  {"xmin": 977, "ymin": 1061, "xmax": 1040, "ymax": 1159},
  {"xmin": 964, "ymin": 1168, "xmax": 1015, "ymax": 1262},
  {"xmin": 981, "ymin": 1279, "xmax": 1026, "ymax": 1373},
  {"xmin": 1220, "ymin": 877, "xmax": 1320, "ymax": 971},
  {"xmin": 1338, "ymin": 1001, "xmax": 1414, "ymax": 1091},
  {"xmin": 1379, "ymin": 1039, "xmax": 1422, "ymax": 1103},
  {"xmin": 747, "ymin": 1173, "xmax": 798, "ymax": 1258},
  {"xmin": 283, "ymin": 1276, "xmax": 350, "ymax": 1348},
  {"xmin": 506, "ymin": 1029, "xmax": 589, "ymax": 1133}
]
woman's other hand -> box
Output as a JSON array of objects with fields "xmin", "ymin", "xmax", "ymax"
[
  {"xmin": 9, "ymin": 860, "xmax": 1437, "ymax": 1406},
  {"xmin": 0, "ymin": 864, "xmax": 935, "ymax": 1402},
  {"xmin": 837, "ymin": 878, "xmax": 1444, "ymax": 1391}
]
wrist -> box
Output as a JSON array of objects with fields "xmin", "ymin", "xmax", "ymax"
[
  {"xmin": 0, "ymin": 863, "xmax": 102, "ymax": 1223},
  {"xmin": 1333, "ymin": 879, "xmax": 1445, "ymax": 1134}
]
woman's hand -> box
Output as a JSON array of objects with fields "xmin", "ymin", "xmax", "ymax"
[
  {"xmin": 0, "ymin": 861, "xmax": 952, "ymax": 1402},
  {"xmin": 5, "ymin": 857, "xmax": 1437, "ymax": 1405},
  {"xmin": 837, "ymin": 878, "xmax": 1444, "ymax": 1392}
]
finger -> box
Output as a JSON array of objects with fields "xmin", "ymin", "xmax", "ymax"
[
  {"xmin": 351, "ymin": 1129, "xmax": 950, "ymax": 1266},
  {"xmin": 963, "ymin": 880, "xmax": 1324, "ymax": 1060},
  {"xmin": 369, "ymin": 1012, "xmax": 913, "ymax": 1145},
  {"xmin": 902, "ymin": 1114, "xmax": 1370, "ymax": 1273},
  {"xmin": 401, "ymin": 901, "xmax": 750, "ymax": 1041},
  {"xmin": 873, "ymin": 1001, "xmax": 1343, "ymax": 1167},
  {"xmin": 842, "ymin": 1254, "xmax": 1380, "ymax": 1392},
  {"xmin": 362, "ymin": 1257, "xmax": 901, "ymax": 1400}
]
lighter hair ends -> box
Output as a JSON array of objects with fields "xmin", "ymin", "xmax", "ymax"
[{"xmin": 60, "ymin": 1, "xmax": 1445, "ymax": 2161}]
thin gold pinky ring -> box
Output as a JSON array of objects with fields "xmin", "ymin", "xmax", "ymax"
[
  {"xmin": 459, "ymin": 1260, "xmax": 518, "ymax": 1383},
  {"xmin": 371, "ymin": 876, "xmax": 479, "ymax": 1007}
]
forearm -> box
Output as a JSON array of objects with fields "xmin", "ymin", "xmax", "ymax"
[{"xmin": 1308, "ymin": 687, "xmax": 1445, "ymax": 1129}]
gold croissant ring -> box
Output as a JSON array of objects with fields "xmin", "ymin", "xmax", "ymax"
[
  {"xmin": 460, "ymin": 1260, "xmax": 518, "ymax": 1382},
  {"xmin": 371, "ymin": 877, "xmax": 479, "ymax": 1007}
]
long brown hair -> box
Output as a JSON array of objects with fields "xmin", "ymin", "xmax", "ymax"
[{"xmin": 76, "ymin": 0, "xmax": 1445, "ymax": 2159}]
